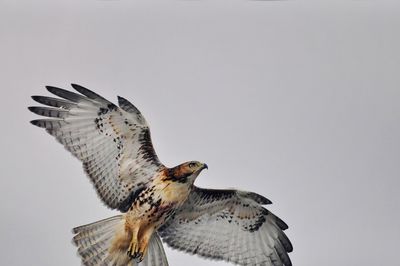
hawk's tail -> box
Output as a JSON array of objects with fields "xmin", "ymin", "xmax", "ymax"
[{"xmin": 72, "ymin": 215, "xmax": 169, "ymax": 266}]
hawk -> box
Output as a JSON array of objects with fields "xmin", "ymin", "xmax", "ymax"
[{"xmin": 29, "ymin": 84, "xmax": 292, "ymax": 266}]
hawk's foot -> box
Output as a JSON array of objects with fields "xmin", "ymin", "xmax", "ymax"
[
  {"xmin": 134, "ymin": 252, "xmax": 144, "ymax": 263},
  {"xmin": 127, "ymin": 240, "xmax": 143, "ymax": 262}
]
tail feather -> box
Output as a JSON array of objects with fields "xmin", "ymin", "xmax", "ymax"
[
  {"xmin": 78, "ymin": 233, "xmax": 113, "ymax": 260},
  {"xmin": 74, "ymin": 227, "xmax": 115, "ymax": 247},
  {"xmin": 140, "ymin": 234, "xmax": 169, "ymax": 266},
  {"xmin": 73, "ymin": 215, "xmax": 124, "ymax": 265},
  {"xmin": 72, "ymin": 215, "xmax": 169, "ymax": 266},
  {"xmin": 83, "ymin": 250, "xmax": 108, "ymax": 266},
  {"xmin": 73, "ymin": 216, "xmax": 123, "ymax": 234}
]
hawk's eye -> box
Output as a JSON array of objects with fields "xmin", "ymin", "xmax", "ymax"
[{"xmin": 189, "ymin": 162, "xmax": 196, "ymax": 168}]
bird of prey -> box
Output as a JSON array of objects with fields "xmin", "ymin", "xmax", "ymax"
[{"xmin": 29, "ymin": 84, "xmax": 292, "ymax": 266}]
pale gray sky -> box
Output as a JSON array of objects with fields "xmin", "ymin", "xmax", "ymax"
[{"xmin": 1, "ymin": 1, "xmax": 399, "ymax": 266}]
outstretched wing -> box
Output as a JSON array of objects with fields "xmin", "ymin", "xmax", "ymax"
[
  {"xmin": 158, "ymin": 187, "xmax": 292, "ymax": 266},
  {"xmin": 29, "ymin": 84, "xmax": 163, "ymax": 211}
]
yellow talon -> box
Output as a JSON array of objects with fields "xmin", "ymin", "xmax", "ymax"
[{"xmin": 127, "ymin": 240, "xmax": 140, "ymax": 259}]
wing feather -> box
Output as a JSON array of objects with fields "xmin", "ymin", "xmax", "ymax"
[
  {"xmin": 28, "ymin": 106, "xmax": 69, "ymax": 118},
  {"xmin": 118, "ymin": 96, "xmax": 141, "ymax": 114},
  {"xmin": 29, "ymin": 84, "xmax": 163, "ymax": 210},
  {"xmin": 159, "ymin": 187, "xmax": 292, "ymax": 266},
  {"xmin": 46, "ymin": 86, "xmax": 93, "ymax": 103},
  {"xmin": 71, "ymin": 83, "xmax": 114, "ymax": 105},
  {"xmin": 31, "ymin": 95, "xmax": 78, "ymax": 109}
]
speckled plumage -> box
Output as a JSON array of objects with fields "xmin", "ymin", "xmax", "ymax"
[{"xmin": 29, "ymin": 84, "xmax": 292, "ymax": 266}]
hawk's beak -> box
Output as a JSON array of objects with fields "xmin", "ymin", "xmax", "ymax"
[{"xmin": 202, "ymin": 163, "xmax": 208, "ymax": 170}]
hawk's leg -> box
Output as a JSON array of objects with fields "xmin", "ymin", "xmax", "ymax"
[
  {"xmin": 135, "ymin": 226, "xmax": 155, "ymax": 262},
  {"xmin": 126, "ymin": 224, "xmax": 140, "ymax": 260}
]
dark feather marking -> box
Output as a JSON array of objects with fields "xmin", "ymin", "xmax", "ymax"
[
  {"xmin": 164, "ymin": 168, "xmax": 191, "ymax": 183},
  {"xmin": 31, "ymin": 95, "xmax": 76, "ymax": 109},
  {"xmin": 198, "ymin": 188, "xmax": 236, "ymax": 201},
  {"xmin": 245, "ymin": 192, "xmax": 272, "ymax": 205},
  {"xmin": 46, "ymin": 86, "xmax": 88, "ymax": 103},
  {"xmin": 97, "ymin": 103, "xmax": 117, "ymax": 116},
  {"xmin": 138, "ymin": 130, "xmax": 159, "ymax": 164},
  {"xmin": 118, "ymin": 96, "xmax": 140, "ymax": 114},
  {"xmin": 118, "ymin": 186, "xmax": 147, "ymax": 212},
  {"xmin": 247, "ymin": 208, "xmax": 268, "ymax": 232},
  {"xmin": 30, "ymin": 119, "xmax": 63, "ymax": 129},
  {"xmin": 28, "ymin": 106, "xmax": 68, "ymax": 118},
  {"xmin": 71, "ymin": 84, "xmax": 115, "ymax": 107},
  {"xmin": 279, "ymin": 231, "xmax": 293, "ymax": 252},
  {"xmin": 275, "ymin": 215, "xmax": 289, "ymax": 230}
]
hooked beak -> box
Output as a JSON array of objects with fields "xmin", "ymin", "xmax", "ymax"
[{"xmin": 202, "ymin": 163, "xmax": 208, "ymax": 170}]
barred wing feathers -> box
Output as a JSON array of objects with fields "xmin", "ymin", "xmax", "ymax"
[
  {"xmin": 29, "ymin": 84, "xmax": 163, "ymax": 211},
  {"xmin": 159, "ymin": 187, "xmax": 292, "ymax": 266}
]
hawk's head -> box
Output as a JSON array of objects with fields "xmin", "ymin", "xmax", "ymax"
[{"xmin": 167, "ymin": 161, "xmax": 208, "ymax": 184}]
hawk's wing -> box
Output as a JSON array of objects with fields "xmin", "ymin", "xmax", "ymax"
[
  {"xmin": 158, "ymin": 187, "xmax": 292, "ymax": 266},
  {"xmin": 29, "ymin": 84, "xmax": 163, "ymax": 211}
]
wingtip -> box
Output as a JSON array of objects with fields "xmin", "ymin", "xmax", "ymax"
[
  {"xmin": 264, "ymin": 198, "xmax": 273, "ymax": 205},
  {"xmin": 30, "ymin": 120, "xmax": 39, "ymax": 126},
  {"xmin": 258, "ymin": 194, "xmax": 272, "ymax": 205},
  {"xmin": 275, "ymin": 216, "xmax": 289, "ymax": 230},
  {"xmin": 71, "ymin": 227, "xmax": 79, "ymax": 234},
  {"xmin": 245, "ymin": 191, "xmax": 273, "ymax": 205},
  {"xmin": 70, "ymin": 83, "xmax": 83, "ymax": 90},
  {"xmin": 45, "ymin": 85, "xmax": 57, "ymax": 93},
  {"xmin": 287, "ymin": 242, "xmax": 293, "ymax": 253},
  {"xmin": 117, "ymin": 96, "xmax": 127, "ymax": 105},
  {"xmin": 117, "ymin": 95, "xmax": 125, "ymax": 102},
  {"xmin": 70, "ymin": 83, "xmax": 86, "ymax": 94}
]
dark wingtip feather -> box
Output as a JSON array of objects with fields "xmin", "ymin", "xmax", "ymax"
[
  {"xmin": 71, "ymin": 226, "xmax": 79, "ymax": 234},
  {"xmin": 29, "ymin": 119, "xmax": 63, "ymax": 130},
  {"xmin": 117, "ymin": 96, "xmax": 126, "ymax": 104},
  {"xmin": 246, "ymin": 192, "xmax": 273, "ymax": 205},
  {"xmin": 275, "ymin": 215, "xmax": 289, "ymax": 230},
  {"xmin": 45, "ymin": 85, "xmax": 65, "ymax": 97},
  {"xmin": 282, "ymin": 235, "xmax": 293, "ymax": 253},
  {"xmin": 28, "ymin": 106, "xmax": 41, "ymax": 116},
  {"xmin": 28, "ymin": 106, "xmax": 68, "ymax": 118},
  {"xmin": 70, "ymin": 83, "xmax": 81, "ymax": 88},
  {"xmin": 45, "ymin": 85, "xmax": 60, "ymax": 93},
  {"xmin": 70, "ymin": 83, "xmax": 95, "ymax": 98},
  {"xmin": 118, "ymin": 96, "xmax": 140, "ymax": 114},
  {"xmin": 46, "ymin": 85, "xmax": 87, "ymax": 103},
  {"xmin": 71, "ymin": 83, "xmax": 97, "ymax": 97},
  {"xmin": 72, "ymin": 83, "xmax": 117, "ymax": 109},
  {"xmin": 30, "ymin": 119, "xmax": 43, "ymax": 127},
  {"xmin": 31, "ymin": 95, "xmax": 76, "ymax": 109},
  {"xmin": 71, "ymin": 238, "xmax": 78, "ymax": 247},
  {"xmin": 71, "ymin": 231, "xmax": 80, "ymax": 247},
  {"xmin": 274, "ymin": 243, "xmax": 292, "ymax": 266}
]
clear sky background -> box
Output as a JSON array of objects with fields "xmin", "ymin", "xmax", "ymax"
[{"xmin": 1, "ymin": 1, "xmax": 399, "ymax": 266}]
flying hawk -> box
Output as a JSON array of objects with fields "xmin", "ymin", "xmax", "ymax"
[{"xmin": 29, "ymin": 84, "xmax": 293, "ymax": 266}]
